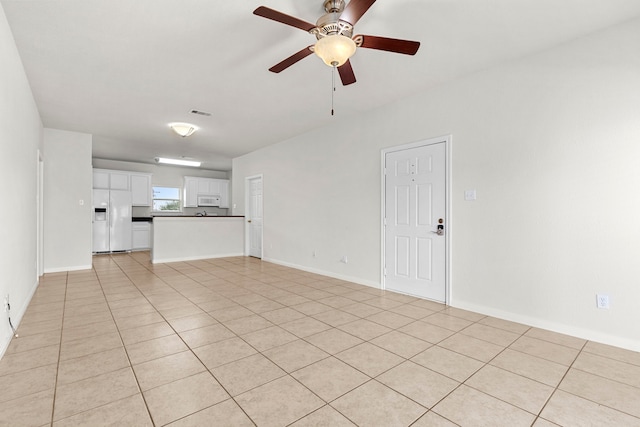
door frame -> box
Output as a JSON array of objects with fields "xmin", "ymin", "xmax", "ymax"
[
  {"xmin": 380, "ymin": 135, "xmax": 452, "ymax": 304},
  {"xmin": 244, "ymin": 174, "xmax": 264, "ymax": 258},
  {"xmin": 37, "ymin": 150, "xmax": 44, "ymax": 278}
]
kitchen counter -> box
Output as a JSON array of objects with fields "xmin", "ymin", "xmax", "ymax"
[
  {"xmin": 151, "ymin": 216, "xmax": 244, "ymax": 264},
  {"xmin": 151, "ymin": 215, "xmax": 244, "ymax": 218}
]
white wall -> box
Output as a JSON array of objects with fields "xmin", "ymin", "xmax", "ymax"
[
  {"xmin": 0, "ymin": 4, "xmax": 43, "ymax": 356},
  {"xmin": 233, "ymin": 18, "xmax": 640, "ymax": 351},
  {"xmin": 43, "ymin": 129, "xmax": 93, "ymax": 272}
]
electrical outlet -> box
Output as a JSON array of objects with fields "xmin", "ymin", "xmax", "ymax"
[
  {"xmin": 340, "ymin": 255, "xmax": 348, "ymax": 264},
  {"xmin": 464, "ymin": 189, "xmax": 477, "ymax": 201},
  {"xmin": 596, "ymin": 294, "xmax": 610, "ymax": 309}
]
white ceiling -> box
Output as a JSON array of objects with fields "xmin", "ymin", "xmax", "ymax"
[{"xmin": 3, "ymin": 0, "xmax": 640, "ymax": 170}]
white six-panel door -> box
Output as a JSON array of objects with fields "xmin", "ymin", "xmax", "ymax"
[{"xmin": 384, "ymin": 141, "xmax": 447, "ymax": 302}]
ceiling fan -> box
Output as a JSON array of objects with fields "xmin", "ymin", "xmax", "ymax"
[{"xmin": 253, "ymin": 0, "xmax": 420, "ymax": 86}]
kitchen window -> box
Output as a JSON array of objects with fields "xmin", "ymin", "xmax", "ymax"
[{"xmin": 152, "ymin": 187, "xmax": 181, "ymax": 212}]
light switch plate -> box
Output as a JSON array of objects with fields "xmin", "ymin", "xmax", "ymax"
[{"xmin": 464, "ymin": 190, "xmax": 477, "ymax": 201}]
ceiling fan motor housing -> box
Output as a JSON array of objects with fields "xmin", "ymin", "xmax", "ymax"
[
  {"xmin": 314, "ymin": 15, "xmax": 353, "ymax": 39},
  {"xmin": 323, "ymin": 0, "xmax": 345, "ymax": 13},
  {"xmin": 314, "ymin": 0, "xmax": 353, "ymax": 40}
]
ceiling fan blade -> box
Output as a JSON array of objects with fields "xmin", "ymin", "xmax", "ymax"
[
  {"xmin": 355, "ymin": 35, "xmax": 420, "ymax": 55},
  {"xmin": 253, "ymin": 6, "xmax": 316, "ymax": 32},
  {"xmin": 269, "ymin": 46, "xmax": 314, "ymax": 73},
  {"xmin": 340, "ymin": 0, "xmax": 377, "ymax": 26},
  {"xmin": 338, "ymin": 60, "xmax": 356, "ymax": 86}
]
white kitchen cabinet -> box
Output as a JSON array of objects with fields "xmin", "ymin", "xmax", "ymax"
[
  {"xmin": 197, "ymin": 178, "xmax": 211, "ymax": 195},
  {"xmin": 183, "ymin": 176, "xmax": 199, "ymax": 207},
  {"xmin": 109, "ymin": 172, "xmax": 130, "ymax": 190},
  {"xmin": 130, "ymin": 173, "xmax": 152, "ymax": 206},
  {"xmin": 132, "ymin": 222, "xmax": 151, "ymax": 250},
  {"xmin": 183, "ymin": 176, "xmax": 230, "ymax": 208},
  {"xmin": 93, "ymin": 169, "xmax": 153, "ymax": 206},
  {"xmin": 93, "ymin": 168, "xmax": 129, "ymax": 190},
  {"xmin": 218, "ymin": 179, "xmax": 229, "ymax": 208},
  {"xmin": 93, "ymin": 170, "xmax": 110, "ymax": 189}
]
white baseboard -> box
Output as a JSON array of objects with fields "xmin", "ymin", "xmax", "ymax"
[
  {"xmin": 254, "ymin": 258, "xmax": 640, "ymax": 352},
  {"xmin": 262, "ymin": 257, "xmax": 381, "ymax": 289},
  {"xmin": 44, "ymin": 264, "xmax": 92, "ymax": 273},
  {"xmin": 152, "ymin": 253, "xmax": 244, "ymax": 264},
  {"xmin": 451, "ymin": 299, "xmax": 640, "ymax": 353},
  {"xmin": 0, "ymin": 277, "xmax": 40, "ymax": 360}
]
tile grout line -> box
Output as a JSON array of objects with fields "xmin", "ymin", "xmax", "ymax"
[
  {"xmin": 133, "ymin": 255, "xmax": 388, "ymax": 425},
  {"xmin": 108, "ymin": 253, "xmax": 261, "ymax": 426},
  {"xmin": 532, "ymin": 339, "xmax": 589, "ymax": 425},
  {"xmin": 95, "ymin": 256, "xmax": 158, "ymax": 426},
  {"xmin": 51, "ymin": 262, "xmax": 150, "ymax": 425},
  {"xmin": 117, "ymin": 254, "xmax": 456, "ymax": 425},
  {"xmin": 411, "ymin": 317, "xmax": 537, "ymax": 424},
  {"xmin": 29, "ymin": 252, "xmax": 640, "ymax": 426},
  {"xmin": 48, "ymin": 270, "xmax": 69, "ymax": 427}
]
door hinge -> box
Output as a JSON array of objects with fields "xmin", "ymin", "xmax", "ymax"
[{"xmin": 383, "ymin": 267, "xmax": 387, "ymax": 276}]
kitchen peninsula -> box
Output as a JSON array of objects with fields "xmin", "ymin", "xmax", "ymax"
[{"xmin": 151, "ymin": 216, "xmax": 244, "ymax": 264}]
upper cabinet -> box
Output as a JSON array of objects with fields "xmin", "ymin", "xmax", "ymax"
[
  {"xmin": 92, "ymin": 170, "xmax": 110, "ymax": 189},
  {"xmin": 93, "ymin": 169, "xmax": 152, "ymax": 206},
  {"xmin": 183, "ymin": 176, "xmax": 230, "ymax": 208},
  {"xmin": 183, "ymin": 176, "xmax": 199, "ymax": 208},
  {"xmin": 109, "ymin": 172, "xmax": 130, "ymax": 190},
  {"xmin": 218, "ymin": 180, "xmax": 229, "ymax": 209},
  {"xmin": 130, "ymin": 173, "xmax": 152, "ymax": 206}
]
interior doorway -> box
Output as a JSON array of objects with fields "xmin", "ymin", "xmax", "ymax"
[
  {"xmin": 245, "ymin": 175, "xmax": 263, "ymax": 259},
  {"xmin": 382, "ymin": 136, "xmax": 450, "ymax": 302}
]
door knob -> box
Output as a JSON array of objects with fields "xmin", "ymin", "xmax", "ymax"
[
  {"xmin": 248, "ymin": 220, "xmax": 252, "ymax": 223},
  {"xmin": 431, "ymin": 224, "xmax": 444, "ymax": 236}
]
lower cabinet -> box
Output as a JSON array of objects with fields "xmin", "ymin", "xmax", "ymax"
[{"xmin": 132, "ymin": 222, "xmax": 151, "ymax": 250}]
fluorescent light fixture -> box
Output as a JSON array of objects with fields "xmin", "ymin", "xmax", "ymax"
[
  {"xmin": 169, "ymin": 122, "xmax": 198, "ymax": 137},
  {"xmin": 155, "ymin": 157, "xmax": 201, "ymax": 167}
]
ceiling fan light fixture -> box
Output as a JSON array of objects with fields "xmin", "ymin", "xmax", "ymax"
[
  {"xmin": 169, "ymin": 122, "xmax": 198, "ymax": 137},
  {"xmin": 314, "ymin": 34, "xmax": 356, "ymax": 67}
]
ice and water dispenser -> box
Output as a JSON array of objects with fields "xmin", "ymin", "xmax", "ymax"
[{"xmin": 94, "ymin": 207, "xmax": 107, "ymax": 221}]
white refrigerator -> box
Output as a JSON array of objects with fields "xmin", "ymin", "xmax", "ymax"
[{"xmin": 93, "ymin": 189, "xmax": 132, "ymax": 252}]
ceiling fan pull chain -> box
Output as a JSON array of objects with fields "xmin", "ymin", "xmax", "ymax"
[{"xmin": 331, "ymin": 66, "xmax": 336, "ymax": 116}]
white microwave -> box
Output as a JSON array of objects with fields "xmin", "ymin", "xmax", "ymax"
[{"xmin": 197, "ymin": 195, "xmax": 221, "ymax": 207}]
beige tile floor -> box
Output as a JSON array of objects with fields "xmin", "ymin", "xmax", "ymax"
[{"xmin": 1, "ymin": 252, "xmax": 640, "ymax": 426}]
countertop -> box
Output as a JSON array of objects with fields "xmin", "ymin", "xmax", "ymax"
[
  {"xmin": 132, "ymin": 215, "xmax": 244, "ymax": 222},
  {"xmin": 132, "ymin": 217, "xmax": 153, "ymax": 222},
  {"xmin": 151, "ymin": 215, "xmax": 245, "ymax": 218}
]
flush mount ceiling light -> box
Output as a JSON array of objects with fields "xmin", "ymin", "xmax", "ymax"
[
  {"xmin": 155, "ymin": 157, "xmax": 201, "ymax": 167},
  {"xmin": 169, "ymin": 122, "xmax": 198, "ymax": 137}
]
